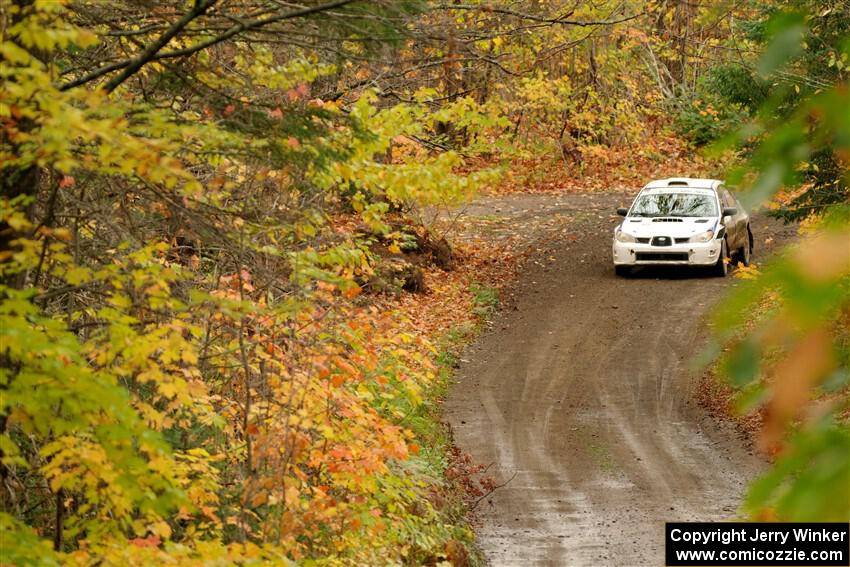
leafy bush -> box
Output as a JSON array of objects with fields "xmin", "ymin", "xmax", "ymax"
[
  {"xmin": 713, "ymin": 5, "xmax": 850, "ymax": 522},
  {"xmin": 0, "ymin": 2, "xmax": 492, "ymax": 564},
  {"xmin": 672, "ymin": 95, "xmax": 747, "ymax": 146},
  {"xmin": 702, "ymin": 64, "xmax": 770, "ymax": 110}
]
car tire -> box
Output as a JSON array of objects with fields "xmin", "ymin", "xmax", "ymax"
[
  {"xmin": 734, "ymin": 227, "xmax": 753, "ymax": 267},
  {"xmin": 714, "ymin": 239, "xmax": 729, "ymax": 277},
  {"xmin": 615, "ymin": 265, "xmax": 631, "ymax": 277}
]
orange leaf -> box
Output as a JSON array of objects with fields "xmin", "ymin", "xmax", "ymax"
[
  {"xmin": 343, "ymin": 286, "xmax": 362, "ymax": 299},
  {"xmin": 130, "ymin": 535, "xmax": 161, "ymax": 548},
  {"xmin": 250, "ymin": 491, "xmax": 268, "ymax": 507},
  {"xmin": 760, "ymin": 328, "xmax": 834, "ymax": 453}
]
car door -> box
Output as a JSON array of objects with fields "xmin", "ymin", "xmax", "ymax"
[
  {"xmin": 733, "ymin": 194, "xmax": 750, "ymax": 249},
  {"xmin": 718, "ymin": 187, "xmax": 741, "ymax": 248},
  {"xmin": 734, "ymin": 195, "xmax": 749, "ymax": 228}
]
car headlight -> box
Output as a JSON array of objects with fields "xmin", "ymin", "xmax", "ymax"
[
  {"xmin": 615, "ymin": 230, "xmax": 636, "ymax": 243},
  {"xmin": 689, "ymin": 229, "xmax": 715, "ymax": 243}
]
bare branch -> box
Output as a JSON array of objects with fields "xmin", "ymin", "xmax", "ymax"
[
  {"xmin": 61, "ymin": 0, "xmax": 218, "ymax": 92},
  {"xmin": 433, "ymin": 4, "xmax": 642, "ymax": 27},
  {"xmin": 59, "ymin": 0, "xmax": 358, "ymax": 92}
]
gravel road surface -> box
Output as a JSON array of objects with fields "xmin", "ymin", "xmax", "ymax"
[{"xmin": 444, "ymin": 192, "xmax": 796, "ymax": 566}]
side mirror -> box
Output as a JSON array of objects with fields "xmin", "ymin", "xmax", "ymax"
[
  {"xmin": 617, "ymin": 207, "xmax": 628, "ymax": 217},
  {"xmin": 722, "ymin": 207, "xmax": 737, "ymax": 217}
]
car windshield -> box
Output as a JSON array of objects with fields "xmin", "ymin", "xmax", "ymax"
[{"xmin": 629, "ymin": 192, "xmax": 717, "ymax": 217}]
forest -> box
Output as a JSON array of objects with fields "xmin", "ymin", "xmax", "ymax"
[{"xmin": 0, "ymin": 0, "xmax": 847, "ymax": 565}]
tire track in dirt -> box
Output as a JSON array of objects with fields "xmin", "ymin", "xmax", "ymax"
[{"xmin": 444, "ymin": 192, "xmax": 796, "ymax": 566}]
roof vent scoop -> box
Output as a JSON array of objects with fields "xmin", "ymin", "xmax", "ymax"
[{"xmin": 667, "ymin": 180, "xmax": 690, "ymax": 186}]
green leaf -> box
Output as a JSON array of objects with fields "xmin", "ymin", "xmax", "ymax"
[
  {"xmin": 723, "ymin": 339, "xmax": 760, "ymax": 387},
  {"xmin": 757, "ymin": 12, "xmax": 806, "ymax": 76}
]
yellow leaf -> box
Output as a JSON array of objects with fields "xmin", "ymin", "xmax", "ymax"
[
  {"xmin": 182, "ymin": 349, "xmax": 199, "ymax": 365},
  {"xmin": 64, "ymin": 266, "xmax": 92, "ymax": 285},
  {"xmin": 150, "ymin": 521, "xmax": 172, "ymax": 539}
]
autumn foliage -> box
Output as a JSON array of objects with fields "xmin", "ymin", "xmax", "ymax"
[{"xmin": 0, "ymin": 2, "xmax": 487, "ymax": 563}]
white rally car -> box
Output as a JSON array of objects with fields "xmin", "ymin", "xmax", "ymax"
[{"xmin": 612, "ymin": 178, "xmax": 752, "ymax": 277}]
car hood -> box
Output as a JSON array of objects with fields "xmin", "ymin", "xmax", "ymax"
[{"xmin": 620, "ymin": 217, "xmax": 718, "ymax": 238}]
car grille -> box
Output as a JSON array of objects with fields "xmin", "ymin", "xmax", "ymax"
[
  {"xmin": 651, "ymin": 218, "xmax": 683, "ymax": 222},
  {"xmin": 636, "ymin": 252, "xmax": 689, "ymax": 262},
  {"xmin": 674, "ymin": 237, "xmax": 690, "ymax": 244},
  {"xmin": 651, "ymin": 236, "xmax": 672, "ymax": 246},
  {"xmin": 636, "ymin": 237, "xmax": 650, "ymax": 243}
]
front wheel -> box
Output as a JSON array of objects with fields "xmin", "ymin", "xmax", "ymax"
[
  {"xmin": 615, "ymin": 265, "xmax": 631, "ymax": 277},
  {"xmin": 714, "ymin": 239, "xmax": 729, "ymax": 277}
]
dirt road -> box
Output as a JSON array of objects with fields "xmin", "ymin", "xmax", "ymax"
[{"xmin": 444, "ymin": 192, "xmax": 795, "ymax": 566}]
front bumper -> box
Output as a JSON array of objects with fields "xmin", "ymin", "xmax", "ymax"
[{"xmin": 612, "ymin": 239, "xmax": 721, "ymax": 266}]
